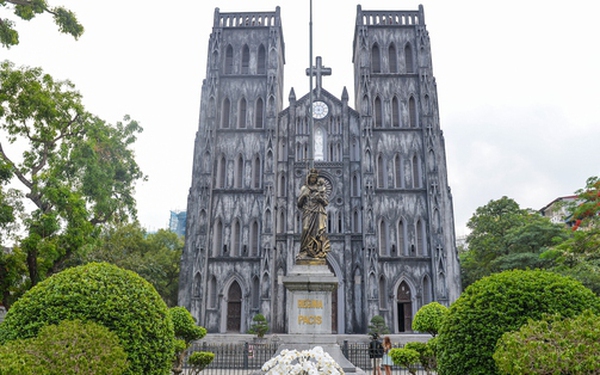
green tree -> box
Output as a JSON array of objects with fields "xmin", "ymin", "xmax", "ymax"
[
  {"xmin": 170, "ymin": 306, "xmax": 207, "ymax": 375},
  {"xmin": 368, "ymin": 315, "xmax": 390, "ymax": 338},
  {"xmin": 247, "ymin": 313, "xmax": 269, "ymax": 338},
  {"xmin": 494, "ymin": 310, "xmax": 600, "ymax": 375},
  {"xmin": 0, "ymin": 319, "xmax": 129, "ymax": 375},
  {"xmin": 542, "ymin": 176, "xmax": 600, "ymax": 294},
  {"xmin": 389, "ymin": 347, "xmax": 420, "ymax": 375},
  {"xmin": 460, "ymin": 196, "xmax": 568, "ymax": 288},
  {"xmin": 412, "ymin": 302, "xmax": 447, "ymax": 337},
  {"xmin": 84, "ymin": 223, "xmax": 182, "ymax": 306},
  {"xmin": 437, "ymin": 269, "xmax": 600, "ymax": 375},
  {"xmin": 0, "ymin": 61, "xmax": 145, "ymax": 287},
  {"xmin": 0, "ymin": 262, "xmax": 174, "ymax": 375},
  {"xmin": 0, "ymin": 0, "xmax": 83, "ymax": 48}
]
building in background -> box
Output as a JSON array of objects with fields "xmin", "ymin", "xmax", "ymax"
[
  {"xmin": 179, "ymin": 5, "xmax": 461, "ymax": 334},
  {"xmin": 169, "ymin": 210, "xmax": 187, "ymax": 237}
]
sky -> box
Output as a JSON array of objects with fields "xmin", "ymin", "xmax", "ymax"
[{"xmin": 2, "ymin": 0, "xmax": 600, "ymax": 238}]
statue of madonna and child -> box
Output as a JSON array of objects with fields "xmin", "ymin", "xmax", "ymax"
[{"xmin": 296, "ymin": 168, "xmax": 330, "ymax": 263}]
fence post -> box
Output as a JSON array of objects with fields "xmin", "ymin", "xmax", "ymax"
[{"xmin": 244, "ymin": 341, "xmax": 249, "ymax": 369}]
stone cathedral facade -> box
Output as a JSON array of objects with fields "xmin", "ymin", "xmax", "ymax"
[{"xmin": 179, "ymin": 5, "xmax": 461, "ymax": 334}]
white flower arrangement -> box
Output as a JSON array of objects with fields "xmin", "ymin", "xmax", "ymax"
[{"xmin": 261, "ymin": 346, "xmax": 345, "ymax": 375}]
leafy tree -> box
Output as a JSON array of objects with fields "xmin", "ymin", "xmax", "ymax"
[
  {"xmin": 170, "ymin": 306, "xmax": 207, "ymax": 375},
  {"xmin": 460, "ymin": 196, "xmax": 568, "ymax": 287},
  {"xmin": 0, "ymin": 319, "xmax": 129, "ymax": 375},
  {"xmin": 0, "ymin": 0, "xmax": 83, "ymax": 48},
  {"xmin": 368, "ymin": 315, "xmax": 390, "ymax": 338},
  {"xmin": 188, "ymin": 351, "xmax": 215, "ymax": 375},
  {"xmin": 412, "ymin": 302, "xmax": 447, "ymax": 337},
  {"xmin": 389, "ymin": 347, "xmax": 420, "ymax": 375},
  {"xmin": 0, "ymin": 61, "xmax": 145, "ymax": 287},
  {"xmin": 0, "ymin": 262, "xmax": 174, "ymax": 375},
  {"xmin": 494, "ymin": 310, "xmax": 600, "ymax": 375},
  {"xmin": 405, "ymin": 341, "xmax": 437, "ymax": 375},
  {"xmin": 436, "ymin": 269, "xmax": 600, "ymax": 375},
  {"xmin": 0, "ymin": 246, "xmax": 26, "ymax": 309},
  {"xmin": 83, "ymin": 223, "xmax": 182, "ymax": 306},
  {"xmin": 247, "ymin": 313, "xmax": 269, "ymax": 338}
]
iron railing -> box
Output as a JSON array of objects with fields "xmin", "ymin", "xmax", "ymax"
[{"xmin": 186, "ymin": 342, "xmax": 430, "ymax": 375}]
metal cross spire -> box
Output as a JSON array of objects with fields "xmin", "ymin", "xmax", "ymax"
[{"xmin": 306, "ymin": 56, "xmax": 332, "ymax": 97}]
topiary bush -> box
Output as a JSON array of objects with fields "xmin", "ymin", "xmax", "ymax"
[
  {"xmin": 170, "ymin": 306, "xmax": 207, "ymax": 375},
  {"xmin": 412, "ymin": 301, "xmax": 448, "ymax": 337},
  {"xmin": 389, "ymin": 347, "xmax": 420, "ymax": 375},
  {"xmin": 0, "ymin": 319, "xmax": 128, "ymax": 375},
  {"xmin": 247, "ymin": 313, "xmax": 269, "ymax": 338},
  {"xmin": 188, "ymin": 351, "xmax": 215, "ymax": 375},
  {"xmin": 0, "ymin": 262, "xmax": 174, "ymax": 375},
  {"xmin": 437, "ymin": 269, "xmax": 600, "ymax": 375},
  {"xmin": 494, "ymin": 310, "xmax": 600, "ymax": 375}
]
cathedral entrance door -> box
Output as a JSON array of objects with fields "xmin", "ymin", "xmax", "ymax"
[
  {"xmin": 226, "ymin": 281, "xmax": 242, "ymax": 332},
  {"xmin": 396, "ymin": 281, "xmax": 412, "ymax": 332}
]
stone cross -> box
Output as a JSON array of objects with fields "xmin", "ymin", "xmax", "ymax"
[{"xmin": 306, "ymin": 56, "xmax": 331, "ymax": 96}]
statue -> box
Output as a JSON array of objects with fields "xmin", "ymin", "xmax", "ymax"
[{"xmin": 297, "ymin": 169, "xmax": 330, "ymax": 260}]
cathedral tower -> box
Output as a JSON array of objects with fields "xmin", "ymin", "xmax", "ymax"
[{"xmin": 179, "ymin": 5, "xmax": 461, "ymax": 334}]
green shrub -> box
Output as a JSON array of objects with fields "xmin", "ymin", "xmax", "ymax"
[
  {"xmin": 247, "ymin": 313, "xmax": 269, "ymax": 338},
  {"xmin": 494, "ymin": 310, "xmax": 600, "ymax": 375},
  {"xmin": 406, "ymin": 341, "xmax": 437, "ymax": 374},
  {"xmin": 389, "ymin": 347, "xmax": 420, "ymax": 375},
  {"xmin": 0, "ymin": 319, "xmax": 128, "ymax": 375},
  {"xmin": 437, "ymin": 269, "xmax": 600, "ymax": 375},
  {"xmin": 188, "ymin": 351, "xmax": 215, "ymax": 375},
  {"xmin": 0, "ymin": 262, "xmax": 174, "ymax": 375},
  {"xmin": 412, "ymin": 302, "xmax": 448, "ymax": 336},
  {"xmin": 170, "ymin": 306, "xmax": 207, "ymax": 375},
  {"xmin": 368, "ymin": 315, "xmax": 390, "ymax": 338}
]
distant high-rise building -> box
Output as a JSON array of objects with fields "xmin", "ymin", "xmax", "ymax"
[
  {"xmin": 169, "ymin": 210, "xmax": 187, "ymax": 237},
  {"xmin": 179, "ymin": 5, "xmax": 461, "ymax": 334}
]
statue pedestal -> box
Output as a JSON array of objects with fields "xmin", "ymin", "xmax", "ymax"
[
  {"xmin": 283, "ymin": 263, "xmax": 337, "ymax": 334},
  {"xmin": 280, "ymin": 263, "xmax": 365, "ymax": 374}
]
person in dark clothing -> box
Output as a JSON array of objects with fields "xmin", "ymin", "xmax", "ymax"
[{"xmin": 368, "ymin": 334, "xmax": 384, "ymax": 375}]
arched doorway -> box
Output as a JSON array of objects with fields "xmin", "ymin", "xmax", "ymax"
[
  {"xmin": 396, "ymin": 281, "xmax": 412, "ymax": 332},
  {"xmin": 226, "ymin": 281, "xmax": 242, "ymax": 332}
]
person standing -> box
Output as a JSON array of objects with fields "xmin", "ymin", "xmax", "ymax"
[
  {"xmin": 381, "ymin": 336, "xmax": 393, "ymax": 375},
  {"xmin": 368, "ymin": 333, "xmax": 384, "ymax": 375}
]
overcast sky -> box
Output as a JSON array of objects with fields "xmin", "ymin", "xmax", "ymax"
[{"xmin": 3, "ymin": 0, "xmax": 599, "ymax": 237}]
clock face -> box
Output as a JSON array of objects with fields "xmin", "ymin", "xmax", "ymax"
[{"xmin": 312, "ymin": 101, "xmax": 329, "ymax": 119}]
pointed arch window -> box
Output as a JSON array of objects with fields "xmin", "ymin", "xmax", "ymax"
[
  {"xmin": 398, "ymin": 219, "xmax": 405, "ymax": 256},
  {"xmin": 225, "ymin": 45, "xmax": 234, "ymax": 74},
  {"xmin": 250, "ymin": 221, "xmax": 259, "ymax": 256},
  {"xmin": 255, "ymin": 98, "xmax": 264, "ymax": 128},
  {"xmin": 374, "ymin": 96, "xmax": 383, "ymax": 128},
  {"xmin": 371, "ymin": 44, "xmax": 381, "ymax": 73},
  {"xmin": 408, "ymin": 96, "xmax": 417, "ymax": 128},
  {"xmin": 208, "ymin": 276, "xmax": 217, "ymax": 308},
  {"xmin": 252, "ymin": 156, "xmax": 261, "ymax": 188},
  {"xmin": 257, "ymin": 44, "xmax": 267, "ymax": 74},
  {"xmin": 234, "ymin": 155, "xmax": 243, "ymax": 188},
  {"xmin": 394, "ymin": 154, "xmax": 403, "ymax": 188},
  {"xmin": 388, "ymin": 43, "xmax": 397, "ymax": 73},
  {"xmin": 241, "ymin": 44, "xmax": 250, "ymax": 74},
  {"xmin": 279, "ymin": 175, "xmax": 286, "ymax": 197},
  {"xmin": 222, "ymin": 98, "xmax": 230, "ymax": 128},
  {"xmin": 353, "ymin": 209, "xmax": 360, "ymax": 233},
  {"xmin": 392, "ymin": 96, "xmax": 400, "ymax": 127},
  {"xmin": 252, "ymin": 276, "xmax": 260, "ymax": 308},
  {"xmin": 412, "ymin": 155, "xmax": 420, "ymax": 188},
  {"xmin": 231, "ymin": 220, "xmax": 241, "ymax": 256},
  {"xmin": 379, "ymin": 220, "xmax": 389, "ymax": 255},
  {"xmin": 238, "ymin": 98, "xmax": 247, "ymax": 128},
  {"xmin": 416, "ymin": 219, "xmax": 425, "ymax": 255},
  {"xmin": 379, "ymin": 276, "xmax": 388, "ymax": 309},
  {"xmin": 278, "ymin": 210, "xmax": 285, "ymax": 233},
  {"xmin": 404, "ymin": 43, "xmax": 414, "ymax": 73},
  {"xmin": 352, "ymin": 174, "xmax": 359, "ymax": 197},
  {"xmin": 213, "ymin": 220, "xmax": 223, "ymax": 256},
  {"xmin": 422, "ymin": 275, "xmax": 432, "ymax": 304},
  {"xmin": 376, "ymin": 154, "xmax": 385, "ymax": 188},
  {"xmin": 216, "ymin": 156, "xmax": 226, "ymax": 188}
]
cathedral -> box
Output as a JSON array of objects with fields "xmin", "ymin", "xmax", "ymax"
[{"xmin": 178, "ymin": 5, "xmax": 461, "ymax": 334}]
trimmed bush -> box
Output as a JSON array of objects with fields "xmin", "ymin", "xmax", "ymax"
[
  {"xmin": 412, "ymin": 301, "xmax": 447, "ymax": 336},
  {"xmin": 437, "ymin": 269, "xmax": 600, "ymax": 375},
  {"xmin": 494, "ymin": 310, "xmax": 600, "ymax": 375},
  {"xmin": 170, "ymin": 306, "xmax": 207, "ymax": 375},
  {"xmin": 0, "ymin": 319, "xmax": 128, "ymax": 375},
  {"xmin": 247, "ymin": 313, "xmax": 269, "ymax": 338},
  {"xmin": 188, "ymin": 351, "xmax": 215, "ymax": 375},
  {"xmin": 389, "ymin": 347, "xmax": 420, "ymax": 375},
  {"xmin": 0, "ymin": 262, "xmax": 174, "ymax": 375}
]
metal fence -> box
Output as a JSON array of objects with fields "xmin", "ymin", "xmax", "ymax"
[{"xmin": 186, "ymin": 342, "xmax": 430, "ymax": 375}]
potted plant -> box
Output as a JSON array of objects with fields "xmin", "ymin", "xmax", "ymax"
[{"xmin": 247, "ymin": 313, "xmax": 269, "ymax": 341}]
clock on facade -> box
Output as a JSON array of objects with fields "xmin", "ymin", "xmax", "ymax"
[{"xmin": 311, "ymin": 101, "xmax": 329, "ymax": 119}]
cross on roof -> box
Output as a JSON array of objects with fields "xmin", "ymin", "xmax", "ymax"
[{"xmin": 306, "ymin": 56, "xmax": 332, "ymax": 96}]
